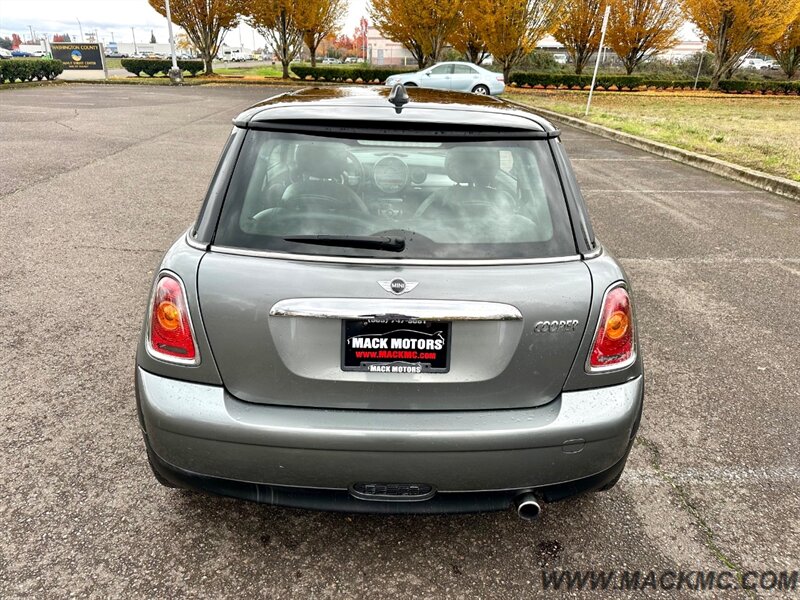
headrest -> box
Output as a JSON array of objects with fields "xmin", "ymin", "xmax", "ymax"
[
  {"xmin": 295, "ymin": 143, "xmax": 348, "ymax": 180},
  {"xmin": 445, "ymin": 147, "xmax": 501, "ymax": 186}
]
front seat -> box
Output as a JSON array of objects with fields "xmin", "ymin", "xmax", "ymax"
[
  {"xmin": 415, "ymin": 147, "xmax": 514, "ymax": 217},
  {"xmin": 281, "ymin": 143, "xmax": 367, "ymax": 213}
]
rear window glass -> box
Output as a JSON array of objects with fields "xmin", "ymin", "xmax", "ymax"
[{"xmin": 214, "ymin": 130, "xmax": 576, "ymax": 260}]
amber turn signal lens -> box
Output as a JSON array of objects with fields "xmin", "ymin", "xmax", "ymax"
[
  {"xmin": 605, "ymin": 310, "xmax": 629, "ymax": 341},
  {"xmin": 156, "ymin": 301, "xmax": 181, "ymax": 331}
]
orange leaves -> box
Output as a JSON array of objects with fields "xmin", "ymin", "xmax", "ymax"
[
  {"xmin": 682, "ymin": 0, "xmax": 800, "ymax": 87},
  {"xmin": 605, "ymin": 0, "xmax": 682, "ymax": 74},
  {"xmin": 553, "ymin": 0, "xmax": 605, "ymax": 73},
  {"xmin": 482, "ymin": 0, "xmax": 563, "ymax": 78},
  {"xmin": 369, "ymin": 0, "xmax": 464, "ymax": 66},
  {"xmin": 147, "ymin": 0, "xmax": 246, "ymax": 73}
]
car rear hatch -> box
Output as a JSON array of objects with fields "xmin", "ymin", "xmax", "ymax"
[{"xmin": 197, "ymin": 254, "xmax": 591, "ymax": 410}]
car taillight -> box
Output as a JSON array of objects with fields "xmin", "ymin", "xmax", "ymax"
[
  {"xmin": 147, "ymin": 274, "xmax": 198, "ymax": 363},
  {"xmin": 587, "ymin": 285, "xmax": 635, "ymax": 372},
  {"xmin": 497, "ymin": 76, "xmax": 504, "ymax": 81}
]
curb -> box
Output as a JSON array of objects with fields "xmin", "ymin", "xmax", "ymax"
[{"xmin": 505, "ymin": 100, "xmax": 800, "ymax": 203}]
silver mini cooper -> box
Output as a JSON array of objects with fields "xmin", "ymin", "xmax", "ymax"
[{"xmin": 136, "ymin": 86, "xmax": 643, "ymax": 519}]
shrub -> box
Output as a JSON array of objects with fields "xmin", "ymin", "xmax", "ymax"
[
  {"xmin": 120, "ymin": 58, "xmax": 204, "ymax": 77},
  {"xmin": 508, "ymin": 71, "xmax": 712, "ymax": 90},
  {"xmin": 718, "ymin": 79, "xmax": 800, "ymax": 94},
  {"xmin": 0, "ymin": 58, "xmax": 63, "ymax": 83},
  {"xmin": 290, "ymin": 65, "xmax": 414, "ymax": 83}
]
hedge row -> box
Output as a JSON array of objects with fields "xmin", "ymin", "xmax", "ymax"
[
  {"xmin": 509, "ymin": 71, "xmax": 800, "ymax": 94},
  {"xmin": 0, "ymin": 59, "xmax": 64, "ymax": 83},
  {"xmin": 120, "ymin": 58, "xmax": 204, "ymax": 77},
  {"xmin": 291, "ymin": 65, "xmax": 413, "ymax": 83},
  {"xmin": 509, "ymin": 72, "xmax": 710, "ymax": 90},
  {"xmin": 717, "ymin": 79, "xmax": 800, "ymax": 94}
]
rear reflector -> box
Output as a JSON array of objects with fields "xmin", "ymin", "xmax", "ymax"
[
  {"xmin": 147, "ymin": 273, "xmax": 198, "ymax": 364},
  {"xmin": 587, "ymin": 285, "xmax": 635, "ymax": 372}
]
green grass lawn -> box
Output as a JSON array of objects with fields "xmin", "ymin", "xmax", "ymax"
[
  {"xmin": 506, "ymin": 90, "xmax": 800, "ymax": 182},
  {"xmin": 213, "ymin": 65, "xmax": 285, "ymax": 78}
]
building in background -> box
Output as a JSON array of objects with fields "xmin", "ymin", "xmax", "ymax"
[{"xmin": 366, "ymin": 26, "xmax": 415, "ymax": 66}]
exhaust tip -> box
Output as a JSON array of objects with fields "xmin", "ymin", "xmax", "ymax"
[{"xmin": 514, "ymin": 492, "xmax": 542, "ymax": 521}]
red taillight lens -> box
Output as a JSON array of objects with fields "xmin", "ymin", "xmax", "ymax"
[
  {"xmin": 588, "ymin": 286, "xmax": 635, "ymax": 371},
  {"xmin": 497, "ymin": 76, "xmax": 504, "ymax": 81},
  {"xmin": 148, "ymin": 274, "xmax": 197, "ymax": 362}
]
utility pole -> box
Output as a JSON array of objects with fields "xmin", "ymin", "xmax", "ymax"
[
  {"xmin": 28, "ymin": 25, "xmax": 34, "ymax": 43},
  {"xmin": 694, "ymin": 40, "xmax": 707, "ymax": 90},
  {"xmin": 164, "ymin": 0, "xmax": 183, "ymax": 84},
  {"xmin": 131, "ymin": 27, "xmax": 138, "ymax": 54},
  {"xmin": 76, "ymin": 18, "xmax": 84, "ymax": 42},
  {"xmin": 586, "ymin": 5, "xmax": 610, "ymax": 117}
]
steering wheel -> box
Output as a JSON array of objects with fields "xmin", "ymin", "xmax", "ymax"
[{"xmin": 343, "ymin": 151, "xmax": 364, "ymax": 194}]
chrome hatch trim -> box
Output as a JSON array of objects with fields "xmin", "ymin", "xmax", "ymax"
[
  {"xmin": 210, "ymin": 244, "xmax": 581, "ymax": 266},
  {"xmin": 270, "ymin": 298, "xmax": 523, "ymax": 321}
]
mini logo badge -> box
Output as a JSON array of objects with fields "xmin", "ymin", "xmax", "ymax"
[{"xmin": 378, "ymin": 278, "xmax": 419, "ymax": 295}]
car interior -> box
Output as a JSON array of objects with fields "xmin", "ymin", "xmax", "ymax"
[{"xmin": 220, "ymin": 133, "xmax": 564, "ymax": 251}]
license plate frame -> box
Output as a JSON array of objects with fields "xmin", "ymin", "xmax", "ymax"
[{"xmin": 341, "ymin": 318, "xmax": 451, "ymax": 374}]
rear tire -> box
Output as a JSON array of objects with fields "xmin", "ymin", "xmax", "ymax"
[
  {"xmin": 472, "ymin": 84, "xmax": 490, "ymax": 95},
  {"xmin": 404, "ymin": 82, "xmax": 418, "ymax": 87}
]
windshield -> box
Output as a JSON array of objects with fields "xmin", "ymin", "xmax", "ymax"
[{"xmin": 213, "ymin": 130, "xmax": 576, "ymax": 260}]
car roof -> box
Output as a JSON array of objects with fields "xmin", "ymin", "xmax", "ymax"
[{"xmin": 233, "ymin": 86, "xmax": 558, "ymax": 136}]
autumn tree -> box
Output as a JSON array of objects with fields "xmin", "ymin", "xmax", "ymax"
[
  {"xmin": 248, "ymin": 0, "xmax": 304, "ymax": 78},
  {"xmin": 482, "ymin": 0, "xmax": 563, "ymax": 82},
  {"xmin": 683, "ymin": 0, "xmax": 800, "ymax": 89},
  {"xmin": 449, "ymin": 0, "xmax": 492, "ymax": 64},
  {"xmin": 759, "ymin": 12, "xmax": 800, "ymax": 79},
  {"xmin": 297, "ymin": 0, "xmax": 346, "ymax": 66},
  {"xmin": 148, "ymin": 0, "xmax": 245, "ymax": 74},
  {"xmin": 553, "ymin": 0, "xmax": 604, "ymax": 74},
  {"xmin": 605, "ymin": 0, "xmax": 681, "ymax": 74},
  {"xmin": 369, "ymin": 0, "xmax": 463, "ymax": 68}
]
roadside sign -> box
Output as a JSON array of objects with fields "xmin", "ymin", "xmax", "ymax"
[{"xmin": 50, "ymin": 43, "xmax": 108, "ymax": 78}]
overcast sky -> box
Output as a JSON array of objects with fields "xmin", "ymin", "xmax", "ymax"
[{"xmin": 0, "ymin": 0, "xmax": 369, "ymax": 47}]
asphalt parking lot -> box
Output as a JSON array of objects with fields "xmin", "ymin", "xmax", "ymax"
[{"xmin": 1, "ymin": 84, "xmax": 798, "ymax": 598}]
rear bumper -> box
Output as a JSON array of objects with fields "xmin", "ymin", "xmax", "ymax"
[{"xmin": 136, "ymin": 368, "xmax": 642, "ymax": 508}]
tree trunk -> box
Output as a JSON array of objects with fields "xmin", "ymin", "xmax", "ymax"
[
  {"xmin": 503, "ymin": 64, "xmax": 511, "ymax": 83},
  {"xmin": 203, "ymin": 50, "xmax": 213, "ymax": 75},
  {"xmin": 310, "ymin": 49, "xmax": 317, "ymax": 67},
  {"xmin": 709, "ymin": 64, "xmax": 723, "ymax": 91},
  {"xmin": 282, "ymin": 60, "xmax": 290, "ymax": 79}
]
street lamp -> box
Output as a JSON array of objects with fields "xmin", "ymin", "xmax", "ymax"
[
  {"xmin": 76, "ymin": 18, "xmax": 84, "ymax": 42},
  {"xmin": 164, "ymin": 0, "xmax": 183, "ymax": 84}
]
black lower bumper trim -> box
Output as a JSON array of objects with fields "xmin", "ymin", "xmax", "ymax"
[{"xmin": 144, "ymin": 435, "xmax": 635, "ymax": 514}]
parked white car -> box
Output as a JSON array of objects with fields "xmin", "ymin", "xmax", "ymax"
[
  {"xmin": 740, "ymin": 57, "xmax": 770, "ymax": 70},
  {"xmin": 385, "ymin": 62, "xmax": 505, "ymax": 95},
  {"xmin": 0, "ymin": 48, "xmax": 12, "ymax": 59}
]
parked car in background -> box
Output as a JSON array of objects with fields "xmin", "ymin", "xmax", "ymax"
[
  {"xmin": 740, "ymin": 57, "xmax": 770, "ymax": 70},
  {"xmin": 553, "ymin": 53, "xmax": 568, "ymax": 65},
  {"xmin": 11, "ymin": 50, "xmax": 32, "ymax": 57},
  {"xmin": 0, "ymin": 48, "xmax": 12, "ymax": 59},
  {"xmin": 385, "ymin": 62, "xmax": 505, "ymax": 95},
  {"xmin": 105, "ymin": 52, "xmax": 128, "ymax": 59},
  {"xmin": 322, "ymin": 57, "xmax": 341, "ymax": 64},
  {"xmin": 135, "ymin": 85, "xmax": 643, "ymax": 519},
  {"xmin": 344, "ymin": 57, "xmax": 361, "ymax": 64}
]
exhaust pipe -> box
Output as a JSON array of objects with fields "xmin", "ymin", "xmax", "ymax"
[{"xmin": 514, "ymin": 492, "xmax": 542, "ymax": 520}]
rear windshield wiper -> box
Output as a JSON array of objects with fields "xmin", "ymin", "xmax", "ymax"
[{"xmin": 283, "ymin": 235, "xmax": 405, "ymax": 252}]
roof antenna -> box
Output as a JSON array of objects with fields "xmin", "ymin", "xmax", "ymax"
[{"xmin": 388, "ymin": 83, "xmax": 409, "ymax": 113}]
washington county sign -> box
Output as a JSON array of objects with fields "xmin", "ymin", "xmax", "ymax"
[{"xmin": 51, "ymin": 43, "xmax": 108, "ymax": 77}]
